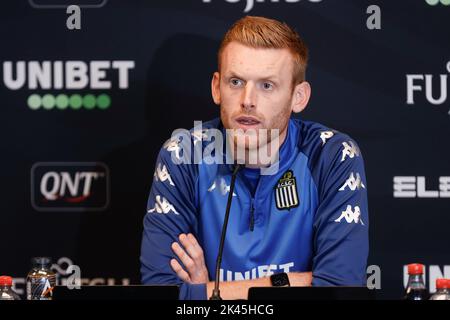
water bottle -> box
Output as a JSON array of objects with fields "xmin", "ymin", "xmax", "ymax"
[
  {"xmin": 0, "ymin": 276, "xmax": 21, "ymax": 300},
  {"xmin": 26, "ymin": 257, "xmax": 56, "ymax": 300},
  {"xmin": 430, "ymin": 279, "xmax": 450, "ymax": 300},
  {"xmin": 404, "ymin": 263, "xmax": 429, "ymax": 300}
]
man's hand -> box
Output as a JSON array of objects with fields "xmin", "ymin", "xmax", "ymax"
[
  {"xmin": 170, "ymin": 233, "xmax": 209, "ymax": 284},
  {"xmin": 170, "ymin": 233, "xmax": 313, "ymax": 300}
]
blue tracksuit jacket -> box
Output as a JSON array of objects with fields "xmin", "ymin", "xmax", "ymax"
[{"xmin": 141, "ymin": 117, "xmax": 369, "ymax": 300}]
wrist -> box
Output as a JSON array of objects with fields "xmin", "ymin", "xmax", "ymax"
[{"xmin": 289, "ymin": 271, "xmax": 313, "ymax": 286}]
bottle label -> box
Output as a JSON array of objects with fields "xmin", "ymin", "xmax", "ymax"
[
  {"xmin": 1, "ymin": 291, "xmax": 15, "ymax": 300},
  {"xmin": 26, "ymin": 275, "xmax": 56, "ymax": 300}
]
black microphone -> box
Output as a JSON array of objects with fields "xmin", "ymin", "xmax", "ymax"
[{"xmin": 209, "ymin": 163, "xmax": 243, "ymax": 300}]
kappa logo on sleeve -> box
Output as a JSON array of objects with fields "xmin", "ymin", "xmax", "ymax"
[
  {"xmin": 319, "ymin": 130, "xmax": 334, "ymax": 146},
  {"xmin": 163, "ymin": 137, "xmax": 183, "ymax": 160},
  {"xmin": 191, "ymin": 128, "xmax": 210, "ymax": 146},
  {"xmin": 341, "ymin": 141, "xmax": 360, "ymax": 162},
  {"xmin": 339, "ymin": 172, "xmax": 366, "ymax": 191},
  {"xmin": 148, "ymin": 195, "xmax": 179, "ymax": 215},
  {"xmin": 334, "ymin": 205, "xmax": 365, "ymax": 225},
  {"xmin": 154, "ymin": 163, "xmax": 175, "ymax": 187},
  {"xmin": 274, "ymin": 170, "xmax": 299, "ymax": 210}
]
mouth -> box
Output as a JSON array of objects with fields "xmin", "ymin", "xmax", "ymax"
[{"xmin": 234, "ymin": 116, "xmax": 261, "ymax": 129}]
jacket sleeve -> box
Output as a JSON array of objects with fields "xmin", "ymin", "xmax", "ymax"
[
  {"xmin": 311, "ymin": 134, "xmax": 369, "ymax": 286},
  {"xmin": 140, "ymin": 138, "xmax": 207, "ymax": 300}
]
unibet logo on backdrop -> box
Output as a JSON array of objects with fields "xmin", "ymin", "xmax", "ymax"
[
  {"xmin": 31, "ymin": 162, "xmax": 110, "ymax": 211},
  {"xmin": 2, "ymin": 60, "xmax": 134, "ymax": 111}
]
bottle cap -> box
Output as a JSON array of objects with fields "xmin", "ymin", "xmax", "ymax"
[
  {"xmin": 407, "ymin": 263, "xmax": 424, "ymax": 275},
  {"xmin": 0, "ymin": 276, "xmax": 13, "ymax": 286},
  {"xmin": 436, "ymin": 279, "xmax": 450, "ymax": 289},
  {"xmin": 31, "ymin": 257, "xmax": 52, "ymax": 269}
]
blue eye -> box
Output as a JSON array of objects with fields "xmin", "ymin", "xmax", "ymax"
[
  {"xmin": 262, "ymin": 82, "xmax": 273, "ymax": 91},
  {"xmin": 230, "ymin": 78, "xmax": 243, "ymax": 87}
]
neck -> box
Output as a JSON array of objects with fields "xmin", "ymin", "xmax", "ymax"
[{"xmin": 229, "ymin": 124, "xmax": 289, "ymax": 169}]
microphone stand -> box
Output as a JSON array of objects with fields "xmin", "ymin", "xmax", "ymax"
[{"xmin": 209, "ymin": 164, "xmax": 242, "ymax": 300}]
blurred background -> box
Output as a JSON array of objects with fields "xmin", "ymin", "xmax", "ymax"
[{"xmin": 0, "ymin": 0, "xmax": 449, "ymax": 299}]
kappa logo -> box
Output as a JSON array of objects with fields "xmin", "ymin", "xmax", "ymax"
[
  {"xmin": 274, "ymin": 170, "xmax": 299, "ymax": 210},
  {"xmin": 341, "ymin": 141, "xmax": 360, "ymax": 162},
  {"xmin": 334, "ymin": 205, "xmax": 364, "ymax": 225},
  {"xmin": 191, "ymin": 128, "xmax": 210, "ymax": 146},
  {"xmin": 320, "ymin": 131, "xmax": 334, "ymax": 146},
  {"xmin": 339, "ymin": 172, "xmax": 366, "ymax": 191},
  {"xmin": 148, "ymin": 195, "xmax": 179, "ymax": 215},
  {"xmin": 163, "ymin": 137, "xmax": 183, "ymax": 160},
  {"xmin": 154, "ymin": 163, "xmax": 175, "ymax": 186},
  {"xmin": 208, "ymin": 178, "xmax": 237, "ymax": 196}
]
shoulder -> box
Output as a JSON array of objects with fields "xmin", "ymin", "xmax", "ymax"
[
  {"xmin": 155, "ymin": 118, "xmax": 222, "ymax": 178},
  {"xmin": 158, "ymin": 118, "xmax": 221, "ymax": 159},
  {"xmin": 294, "ymin": 119, "xmax": 362, "ymax": 165},
  {"xmin": 291, "ymin": 119, "xmax": 367, "ymax": 202}
]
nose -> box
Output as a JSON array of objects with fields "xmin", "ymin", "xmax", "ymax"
[{"xmin": 241, "ymin": 82, "xmax": 256, "ymax": 111}]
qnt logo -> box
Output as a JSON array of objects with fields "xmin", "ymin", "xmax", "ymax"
[{"xmin": 31, "ymin": 162, "xmax": 110, "ymax": 212}]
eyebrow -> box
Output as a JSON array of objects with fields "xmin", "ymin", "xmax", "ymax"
[{"xmin": 224, "ymin": 71, "xmax": 280, "ymax": 83}]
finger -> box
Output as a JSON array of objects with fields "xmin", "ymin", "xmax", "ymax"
[
  {"xmin": 171, "ymin": 241, "xmax": 195, "ymax": 270},
  {"xmin": 186, "ymin": 233, "xmax": 205, "ymax": 264},
  {"xmin": 179, "ymin": 234, "xmax": 202, "ymax": 262},
  {"xmin": 170, "ymin": 258, "xmax": 190, "ymax": 282},
  {"xmin": 187, "ymin": 233, "xmax": 204, "ymax": 255}
]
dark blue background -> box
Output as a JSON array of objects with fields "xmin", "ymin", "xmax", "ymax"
[{"xmin": 1, "ymin": 0, "xmax": 449, "ymax": 299}]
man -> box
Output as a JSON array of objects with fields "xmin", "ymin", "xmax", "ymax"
[{"xmin": 141, "ymin": 16, "xmax": 369, "ymax": 300}]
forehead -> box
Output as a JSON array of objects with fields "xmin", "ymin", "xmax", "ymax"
[{"xmin": 220, "ymin": 42, "xmax": 294, "ymax": 79}]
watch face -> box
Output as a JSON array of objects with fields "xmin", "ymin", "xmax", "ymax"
[{"xmin": 271, "ymin": 273, "xmax": 290, "ymax": 287}]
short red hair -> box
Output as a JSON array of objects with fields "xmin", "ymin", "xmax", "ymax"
[{"xmin": 218, "ymin": 16, "xmax": 309, "ymax": 85}]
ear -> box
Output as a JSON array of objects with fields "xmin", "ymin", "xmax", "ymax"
[
  {"xmin": 291, "ymin": 81, "xmax": 311, "ymax": 113},
  {"xmin": 211, "ymin": 72, "xmax": 221, "ymax": 105}
]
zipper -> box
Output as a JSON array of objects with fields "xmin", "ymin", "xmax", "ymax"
[
  {"xmin": 249, "ymin": 198, "xmax": 255, "ymax": 232},
  {"xmin": 236, "ymin": 170, "xmax": 261, "ymax": 232}
]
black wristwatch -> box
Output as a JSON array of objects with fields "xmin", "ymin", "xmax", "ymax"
[{"xmin": 270, "ymin": 272, "xmax": 290, "ymax": 287}]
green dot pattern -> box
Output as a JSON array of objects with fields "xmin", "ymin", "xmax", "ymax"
[
  {"xmin": 83, "ymin": 94, "xmax": 96, "ymax": 109},
  {"xmin": 28, "ymin": 94, "xmax": 111, "ymax": 110},
  {"xmin": 42, "ymin": 94, "xmax": 55, "ymax": 110},
  {"xmin": 425, "ymin": 0, "xmax": 450, "ymax": 5},
  {"xmin": 97, "ymin": 94, "xmax": 111, "ymax": 110},
  {"xmin": 27, "ymin": 94, "xmax": 41, "ymax": 110},
  {"xmin": 55, "ymin": 94, "xmax": 69, "ymax": 110}
]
